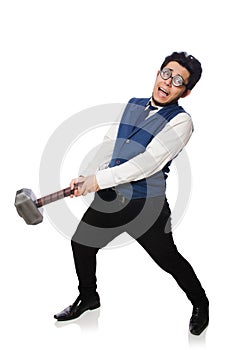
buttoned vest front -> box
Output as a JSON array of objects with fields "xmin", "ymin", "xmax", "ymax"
[{"xmin": 109, "ymin": 97, "xmax": 187, "ymax": 199}]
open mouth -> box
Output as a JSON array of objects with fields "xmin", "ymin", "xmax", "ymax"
[{"xmin": 158, "ymin": 87, "xmax": 169, "ymax": 97}]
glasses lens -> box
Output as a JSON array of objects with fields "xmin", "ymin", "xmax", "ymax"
[
  {"xmin": 160, "ymin": 68, "xmax": 171, "ymax": 80},
  {"xmin": 172, "ymin": 75, "xmax": 184, "ymax": 87}
]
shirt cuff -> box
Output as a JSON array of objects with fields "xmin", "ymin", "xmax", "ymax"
[{"xmin": 96, "ymin": 168, "xmax": 116, "ymax": 189}]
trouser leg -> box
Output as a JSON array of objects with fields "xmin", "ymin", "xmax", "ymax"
[
  {"xmin": 71, "ymin": 190, "xmax": 131, "ymax": 298},
  {"xmin": 71, "ymin": 239, "xmax": 99, "ymax": 299},
  {"xmin": 133, "ymin": 198, "xmax": 208, "ymax": 306},
  {"xmin": 71, "ymin": 219, "xmax": 122, "ymax": 298}
]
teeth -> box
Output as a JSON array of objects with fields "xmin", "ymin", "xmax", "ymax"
[{"xmin": 159, "ymin": 87, "xmax": 168, "ymax": 95}]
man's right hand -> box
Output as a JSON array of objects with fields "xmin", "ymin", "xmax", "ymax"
[{"xmin": 69, "ymin": 175, "xmax": 100, "ymax": 197}]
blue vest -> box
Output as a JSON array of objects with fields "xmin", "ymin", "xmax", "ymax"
[{"xmin": 109, "ymin": 97, "xmax": 187, "ymax": 199}]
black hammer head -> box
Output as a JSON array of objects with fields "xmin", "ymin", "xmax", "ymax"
[{"xmin": 14, "ymin": 188, "xmax": 43, "ymax": 225}]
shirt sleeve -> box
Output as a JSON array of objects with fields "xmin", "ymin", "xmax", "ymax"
[
  {"xmin": 95, "ymin": 112, "xmax": 193, "ymax": 189},
  {"xmin": 79, "ymin": 123, "xmax": 118, "ymax": 176},
  {"xmin": 96, "ymin": 123, "xmax": 118, "ymax": 171}
]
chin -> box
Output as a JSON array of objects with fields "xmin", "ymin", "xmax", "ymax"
[
  {"xmin": 152, "ymin": 96, "xmax": 170, "ymax": 107},
  {"xmin": 152, "ymin": 95, "xmax": 178, "ymax": 107}
]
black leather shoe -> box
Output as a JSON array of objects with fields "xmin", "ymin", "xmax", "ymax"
[
  {"xmin": 54, "ymin": 295, "xmax": 100, "ymax": 321},
  {"xmin": 189, "ymin": 305, "xmax": 209, "ymax": 335}
]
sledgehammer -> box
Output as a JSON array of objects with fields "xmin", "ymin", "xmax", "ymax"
[{"xmin": 14, "ymin": 183, "xmax": 82, "ymax": 225}]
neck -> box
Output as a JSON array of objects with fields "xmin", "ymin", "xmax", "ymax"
[{"xmin": 151, "ymin": 95, "xmax": 179, "ymax": 107}]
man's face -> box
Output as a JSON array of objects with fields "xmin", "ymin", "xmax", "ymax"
[{"xmin": 152, "ymin": 61, "xmax": 191, "ymax": 106}]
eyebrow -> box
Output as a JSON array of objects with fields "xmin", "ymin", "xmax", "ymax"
[{"xmin": 166, "ymin": 67, "xmax": 183, "ymax": 77}]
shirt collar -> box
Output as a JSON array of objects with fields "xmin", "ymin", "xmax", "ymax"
[{"xmin": 145, "ymin": 98, "xmax": 162, "ymax": 111}]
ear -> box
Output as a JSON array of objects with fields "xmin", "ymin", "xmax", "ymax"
[{"xmin": 181, "ymin": 89, "xmax": 191, "ymax": 98}]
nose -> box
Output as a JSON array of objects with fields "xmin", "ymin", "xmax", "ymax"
[{"xmin": 165, "ymin": 77, "xmax": 172, "ymax": 87}]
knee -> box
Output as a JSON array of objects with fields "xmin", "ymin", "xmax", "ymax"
[
  {"xmin": 71, "ymin": 236, "xmax": 81, "ymax": 253},
  {"xmin": 152, "ymin": 249, "xmax": 180, "ymax": 271},
  {"xmin": 71, "ymin": 221, "xmax": 88, "ymax": 247},
  {"xmin": 71, "ymin": 232, "xmax": 79, "ymax": 248}
]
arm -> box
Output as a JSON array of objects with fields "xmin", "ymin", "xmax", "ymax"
[
  {"xmin": 78, "ymin": 123, "xmax": 118, "ymax": 177},
  {"xmin": 70, "ymin": 123, "xmax": 118, "ymax": 196}
]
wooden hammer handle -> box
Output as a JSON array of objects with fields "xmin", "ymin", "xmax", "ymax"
[{"xmin": 36, "ymin": 182, "xmax": 83, "ymax": 208}]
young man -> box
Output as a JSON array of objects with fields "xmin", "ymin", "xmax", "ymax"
[{"xmin": 54, "ymin": 52, "xmax": 209, "ymax": 336}]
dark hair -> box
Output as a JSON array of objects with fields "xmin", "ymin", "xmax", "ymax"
[{"xmin": 160, "ymin": 51, "xmax": 202, "ymax": 90}]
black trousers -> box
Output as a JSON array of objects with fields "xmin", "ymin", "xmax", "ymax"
[{"xmin": 71, "ymin": 189, "xmax": 208, "ymax": 306}]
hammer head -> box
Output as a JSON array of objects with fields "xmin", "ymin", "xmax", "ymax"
[{"xmin": 15, "ymin": 188, "xmax": 43, "ymax": 225}]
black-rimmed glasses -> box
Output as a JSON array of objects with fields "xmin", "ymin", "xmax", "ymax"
[{"xmin": 160, "ymin": 68, "xmax": 187, "ymax": 87}]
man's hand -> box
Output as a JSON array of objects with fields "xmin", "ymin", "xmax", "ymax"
[{"xmin": 70, "ymin": 175, "xmax": 100, "ymax": 197}]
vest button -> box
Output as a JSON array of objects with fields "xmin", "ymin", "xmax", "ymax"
[{"xmin": 116, "ymin": 159, "xmax": 121, "ymax": 165}]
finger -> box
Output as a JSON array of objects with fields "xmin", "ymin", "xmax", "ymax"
[
  {"xmin": 77, "ymin": 176, "xmax": 85, "ymax": 188},
  {"xmin": 78, "ymin": 182, "xmax": 87, "ymax": 196},
  {"xmin": 70, "ymin": 178, "xmax": 78, "ymax": 197},
  {"xmin": 73, "ymin": 179, "xmax": 83, "ymax": 195},
  {"xmin": 74, "ymin": 187, "xmax": 82, "ymax": 197},
  {"xmin": 70, "ymin": 179, "xmax": 75, "ymax": 190},
  {"xmin": 82, "ymin": 185, "xmax": 91, "ymax": 196}
]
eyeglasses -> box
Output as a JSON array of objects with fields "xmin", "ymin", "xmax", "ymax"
[{"xmin": 160, "ymin": 68, "xmax": 187, "ymax": 87}]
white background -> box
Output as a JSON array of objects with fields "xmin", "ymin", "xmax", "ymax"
[{"xmin": 1, "ymin": 0, "xmax": 231, "ymax": 349}]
